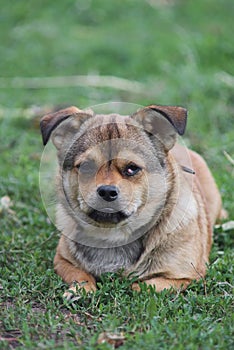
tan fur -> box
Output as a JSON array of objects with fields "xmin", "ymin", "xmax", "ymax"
[
  {"xmin": 171, "ymin": 143, "xmax": 222, "ymax": 225},
  {"xmin": 40, "ymin": 104, "xmax": 224, "ymax": 297},
  {"xmin": 54, "ymin": 235, "xmax": 96, "ymax": 295}
]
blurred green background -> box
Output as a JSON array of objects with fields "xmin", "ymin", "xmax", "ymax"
[
  {"xmin": 0, "ymin": 1, "xmax": 233, "ymax": 349},
  {"xmin": 1, "ymin": 0, "xmax": 233, "ymax": 110}
]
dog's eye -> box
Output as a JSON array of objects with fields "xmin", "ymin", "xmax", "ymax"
[
  {"xmin": 123, "ymin": 163, "xmax": 142, "ymax": 177},
  {"xmin": 76, "ymin": 160, "xmax": 97, "ymax": 175}
]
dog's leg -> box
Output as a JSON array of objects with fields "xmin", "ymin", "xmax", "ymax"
[
  {"xmin": 54, "ymin": 252, "xmax": 97, "ymax": 299},
  {"xmin": 132, "ymin": 277, "xmax": 191, "ymax": 293}
]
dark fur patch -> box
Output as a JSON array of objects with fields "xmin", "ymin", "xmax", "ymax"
[
  {"xmin": 62, "ymin": 121, "xmax": 127, "ymax": 170},
  {"xmin": 74, "ymin": 238, "xmax": 144, "ymax": 276},
  {"xmin": 61, "ymin": 116, "xmax": 164, "ymax": 173}
]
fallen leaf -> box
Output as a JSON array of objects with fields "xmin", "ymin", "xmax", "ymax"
[
  {"xmin": 215, "ymin": 220, "xmax": 234, "ymax": 231},
  {"xmin": 97, "ymin": 332, "xmax": 125, "ymax": 348},
  {"xmin": 0, "ymin": 195, "xmax": 12, "ymax": 212},
  {"xmin": 221, "ymin": 221, "xmax": 234, "ymax": 231}
]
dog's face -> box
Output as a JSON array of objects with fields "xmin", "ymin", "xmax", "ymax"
[
  {"xmin": 61, "ymin": 116, "xmax": 167, "ymax": 227},
  {"xmin": 40, "ymin": 104, "xmax": 187, "ymax": 243}
]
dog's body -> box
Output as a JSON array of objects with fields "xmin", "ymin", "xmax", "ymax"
[{"xmin": 40, "ymin": 104, "xmax": 224, "ymax": 295}]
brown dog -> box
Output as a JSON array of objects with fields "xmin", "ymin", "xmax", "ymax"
[{"xmin": 40, "ymin": 104, "xmax": 224, "ymax": 296}]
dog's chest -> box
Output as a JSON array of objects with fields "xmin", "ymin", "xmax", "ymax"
[{"xmin": 72, "ymin": 240, "xmax": 143, "ymax": 276}]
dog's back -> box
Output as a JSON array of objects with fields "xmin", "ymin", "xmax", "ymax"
[{"xmin": 171, "ymin": 143, "xmax": 223, "ymax": 225}]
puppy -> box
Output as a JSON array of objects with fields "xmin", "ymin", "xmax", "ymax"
[{"xmin": 40, "ymin": 104, "xmax": 224, "ymax": 295}]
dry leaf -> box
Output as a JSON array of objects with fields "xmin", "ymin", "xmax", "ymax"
[
  {"xmin": 215, "ymin": 220, "xmax": 234, "ymax": 231},
  {"xmin": 0, "ymin": 195, "xmax": 15, "ymax": 215},
  {"xmin": 97, "ymin": 332, "xmax": 125, "ymax": 348},
  {"xmin": 221, "ymin": 221, "xmax": 234, "ymax": 231}
]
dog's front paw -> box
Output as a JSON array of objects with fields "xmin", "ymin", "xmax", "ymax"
[
  {"xmin": 63, "ymin": 281, "xmax": 97, "ymax": 300},
  {"xmin": 131, "ymin": 282, "xmax": 141, "ymax": 292}
]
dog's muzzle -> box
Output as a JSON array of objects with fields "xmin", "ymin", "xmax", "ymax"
[
  {"xmin": 86, "ymin": 185, "xmax": 131, "ymax": 224},
  {"xmin": 97, "ymin": 185, "xmax": 119, "ymax": 202},
  {"xmin": 88, "ymin": 207, "xmax": 129, "ymax": 224}
]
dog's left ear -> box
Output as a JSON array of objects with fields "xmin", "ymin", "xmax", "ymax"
[
  {"xmin": 40, "ymin": 106, "xmax": 81, "ymax": 146},
  {"xmin": 40, "ymin": 106, "xmax": 93, "ymax": 149},
  {"xmin": 131, "ymin": 104, "xmax": 187, "ymax": 151}
]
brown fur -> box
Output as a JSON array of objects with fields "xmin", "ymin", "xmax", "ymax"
[{"xmin": 40, "ymin": 104, "xmax": 224, "ymax": 296}]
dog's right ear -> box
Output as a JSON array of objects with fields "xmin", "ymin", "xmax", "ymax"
[
  {"xmin": 40, "ymin": 106, "xmax": 92, "ymax": 149},
  {"xmin": 131, "ymin": 104, "xmax": 187, "ymax": 151}
]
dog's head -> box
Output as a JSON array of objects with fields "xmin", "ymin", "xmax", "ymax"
[{"xmin": 40, "ymin": 104, "xmax": 187, "ymax": 242}]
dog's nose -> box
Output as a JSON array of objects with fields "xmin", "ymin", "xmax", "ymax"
[{"xmin": 97, "ymin": 185, "xmax": 119, "ymax": 202}]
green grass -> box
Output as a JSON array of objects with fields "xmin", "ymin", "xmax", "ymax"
[{"xmin": 0, "ymin": 0, "xmax": 233, "ymax": 349}]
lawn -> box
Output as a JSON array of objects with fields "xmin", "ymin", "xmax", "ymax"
[{"xmin": 0, "ymin": 0, "xmax": 233, "ymax": 349}]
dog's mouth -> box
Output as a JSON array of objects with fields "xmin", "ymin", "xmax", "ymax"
[{"xmin": 88, "ymin": 208, "xmax": 129, "ymax": 224}]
